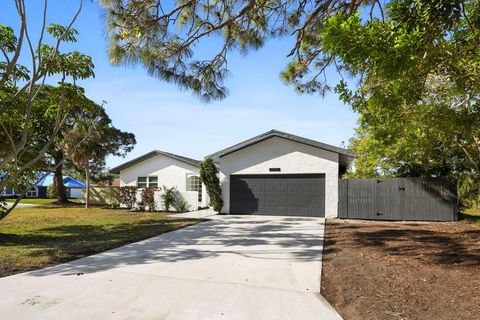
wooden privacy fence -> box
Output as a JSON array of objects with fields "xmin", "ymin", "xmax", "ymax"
[
  {"xmin": 338, "ymin": 178, "xmax": 458, "ymax": 221},
  {"xmin": 83, "ymin": 186, "xmax": 120, "ymax": 205}
]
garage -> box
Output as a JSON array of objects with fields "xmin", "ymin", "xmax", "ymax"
[
  {"xmin": 208, "ymin": 129, "xmax": 355, "ymax": 218},
  {"xmin": 230, "ymin": 174, "xmax": 326, "ymax": 217}
]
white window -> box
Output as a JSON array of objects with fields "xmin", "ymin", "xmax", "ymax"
[
  {"xmin": 187, "ymin": 176, "xmax": 202, "ymax": 202},
  {"xmin": 137, "ymin": 177, "xmax": 147, "ymax": 188},
  {"xmin": 148, "ymin": 176, "xmax": 158, "ymax": 188},
  {"xmin": 26, "ymin": 187, "xmax": 38, "ymax": 198},
  {"xmin": 137, "ymin": 176, "xmax": 158, "ymax": 188}
]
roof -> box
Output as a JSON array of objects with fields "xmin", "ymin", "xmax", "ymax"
[
  {"xmin": 109, "ymin": 150, "xmax": 201, "ymax": 174},
  {"xmin": 208, "ymin": 129, "xmax": 356, "ymax": 159},
  {"xmin": 36, "ymin": 173, "xmax": 86, "ymax": 188}
]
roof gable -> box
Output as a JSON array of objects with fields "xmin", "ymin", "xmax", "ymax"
[
  {"xmin": 109, "ymin": 150, "xmax": 200, "ymax": 174},
  {"xmin": 208, "ymin": 129, "xmax": 356, "ymax": 159},
  {"xmin": 36, "ymin": 173, "xmax": 86, "ymax": 187}
]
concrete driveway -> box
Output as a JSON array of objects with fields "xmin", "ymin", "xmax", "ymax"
[{"xmin": 0, "ymin": 215, "xmax": 341, "ymax": 320}]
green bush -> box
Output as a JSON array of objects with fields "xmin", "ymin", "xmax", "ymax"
[
  {"xmin": 458, "ymin": 173, "xmax": 480, "ymax": 209},
  {"xmin": 200, "ymin": 158, "xmax": 223, "ymax": 212},
  {"xmin": 161, "ymin": 186, "xmax": 176, "ymax": 212},
  {"xmin": 104, "ymin": 202, "xmax": 120, "ymax": 209},
  {"xmin": 47, "ymin": 184, "xmax": 57, "ymax": 199},
  {"xmin": 175, "ymin": 199, "xmax": 190, "ymax": 213}
]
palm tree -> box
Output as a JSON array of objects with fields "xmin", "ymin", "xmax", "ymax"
[{"xmin": 64, "ymin": 120, "xmax": 99, "ymax": 208}]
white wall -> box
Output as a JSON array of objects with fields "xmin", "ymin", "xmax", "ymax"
[
  {"xmin": 218, "ymin": 137, "xmax": 339, "ymax": 218},
  {"xmin": 119, "ymin": 154, "xmax": 206, "ymax": 210}
]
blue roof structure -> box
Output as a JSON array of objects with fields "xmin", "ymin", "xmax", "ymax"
[{"xmin": 36, "ymin": 173, "xmax": 86, "ymax": 188}]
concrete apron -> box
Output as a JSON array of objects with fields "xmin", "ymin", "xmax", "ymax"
[{"xmin": 0, "ymin": 215, "xmax": 342, "ymax": 320}]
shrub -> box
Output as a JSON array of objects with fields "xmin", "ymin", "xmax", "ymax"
[
  {"xmin": 146, "ymin": 198, "xmax": 158, "ymax": 212},
  {"xmin": 47, "ymin": 184, "xmax": 57, "ymax": 199},
  {"xmin": 104, "ymin": 202, "xmax": 120, "ymax": 209},
  {"xmin": 120, "ymin": 186, "xmax": 137, "ymax": 209},
  {"xmin": 200, "ymin": 157, "xmax": 223, "ymax": 212},
  {"xmin": 175, "ymin": 199, "xmax": 190, "ymax": 213},
  {"xmin": 141, "ymin": 186, "xmax": 156, "ymax": 211},
  {"xmin": 161, "ymin": 186, "xmax": 176, "ymax": 212}
]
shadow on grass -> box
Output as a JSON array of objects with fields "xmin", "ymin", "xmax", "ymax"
[
  {"xmin": 0, "ymin": 218, "xmax": 202, "ymax": 275},
  {"xmin": 1, "ymin": 216, "xmax": 327, "ymax": 277}
]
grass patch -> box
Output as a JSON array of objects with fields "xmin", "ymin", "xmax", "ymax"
[
  {"xmin": 5, "ymin": 198, "xmax": 82, "ymax": 205},
  {"xmin": 462, "ymin": 208, "xmax": 480, "ymax": 225},
  {"xmin": 0, "ymin": 207, "xmax": 200, "ymax": 277}
]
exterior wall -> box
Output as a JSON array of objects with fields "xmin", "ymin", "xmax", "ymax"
[
  {"xmin": 119, "ymin": 154, "xmax": 206, "ymax": 209},
  {"xmin": 218, "ymin": 137, "xmax": 340, "ymax": 218}
]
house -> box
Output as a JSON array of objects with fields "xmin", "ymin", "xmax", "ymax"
[
  {"xmin": 34, "ymin": 173, "xmax": 86, "ymax": 199},
  {"xmin": 209, "ymin": 130, "xmax": 355, "ymax": 218},
  {"xmin": 111, "ymin": 130, "xmax": 354, "ymax": 217},
  {"xmin": 109, "ymin": 151, "xmax": 208, "ymax": 210},
  {"xmin": 1, "ymin": 173, "xmax": 86, "ymax": 199}
]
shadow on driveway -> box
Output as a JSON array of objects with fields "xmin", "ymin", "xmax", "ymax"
[{"xmin": 26, "ymin": 215, "xmax": 326, "ymax": 277}]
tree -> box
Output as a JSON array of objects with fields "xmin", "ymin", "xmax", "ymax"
[
  {"xmin": 99, "ymin": 0, "xmax": 384, "ymax": 101},
  {"xmin": 44, "ymin": 86, "xmax": 135, "ymax": 205},
  {"xmin": 63, "ymin": 108, "xmax": 136, "ymax": 208},
  {"xmin": 29, "ymin": 85, "xmax": 97, "ymax": 204},
  {"xmin": 317, "ymin": 2, "xmax": 480, "ymax": 205},
  {"xmin": 199, "ymin": 158, "xmax": 223, "ymax": 212},
  {"xmin": 0, "ymin": 0, "xmax": 94, "ymax": 219}
]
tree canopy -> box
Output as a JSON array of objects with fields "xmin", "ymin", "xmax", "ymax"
[
  {"xmin": 0, "ymin": 1, "xmax": 135, "ymax": 217},
  {"xmin": 0, "ymin": 0, "xmax": 93, "ymax": 217}
]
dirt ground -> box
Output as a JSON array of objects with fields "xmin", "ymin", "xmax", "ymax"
[{"xmin": 321, "ymin": 219, "xmax": 480, "ymax": 320}]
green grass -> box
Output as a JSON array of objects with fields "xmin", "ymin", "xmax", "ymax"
[
  {"xmin": 5, "ymin": 198, "xmax": 82, "ymax": 205},
  {"xmin": 0, "ymin": 207, "xmax": 200, "ymax": 277},
  {"xmin": 462, "ymin": 208, "xmax": 480, "ymax": 225}
]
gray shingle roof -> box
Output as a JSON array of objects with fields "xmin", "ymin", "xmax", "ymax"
[
  {"xmin": 208, "ymin": 129, "xmax": 356, "ymax": 159},
  {"xmin": 109, "ymin": 150, "xmax": 200, "ymax": 174}
]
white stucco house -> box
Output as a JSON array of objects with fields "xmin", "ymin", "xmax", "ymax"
[
  {"xmin": 110, "ymin": 151, "xmax": 208, "ymax": 210},
  {"xmin": 209, "ymin": 130, "xmax": 354, "ymax": 218},
  {"xmin": 110, "ymin": 130, "xmax": 354, "ymax": 217}
]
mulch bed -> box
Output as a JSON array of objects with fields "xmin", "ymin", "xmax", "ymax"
[{"xmin": 321, "ymin": 219, "xmax": 480, "ymax": 320}]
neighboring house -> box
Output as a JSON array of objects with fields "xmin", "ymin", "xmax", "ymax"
[
  {"xmin": 111, "ymin": 130, "xmax": 354, "ymax": 217},
  {"xmin": 110, "ymin": 151, "xmax": 208, "ymax": 210},
  {"xmin": 1, "ymin": 187, "xmax": 16, "ymax": 197},
  {"xmin": 1, "ymin": 173, "xmax": 86, "ymax": 199},
  {"xmin": 209, "ymin": 130, "xmax": 355, "ymax": 218},
  {"xmin": 35, "ymin": 173, "xmax": 87, "ymax": 199}
]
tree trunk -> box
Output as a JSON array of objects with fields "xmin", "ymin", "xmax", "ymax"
[
  {"xmin": 85, "ymin": 161, "xmax": 90, "ymax": 208},
  {"xmin": 54, "ymin": 150, "xmax": 69, "ymax": 204}
]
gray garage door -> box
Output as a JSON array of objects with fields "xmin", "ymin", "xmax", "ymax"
[{"xmin": 230, "ymin": 174, "xmax": 325, "ymax": 217}]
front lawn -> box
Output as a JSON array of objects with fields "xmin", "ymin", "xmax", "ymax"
[
  {"xmin": 321, "ymin": 219, "xmax": 480, "ymax": 320},
  {"xmin": 0, "ymin": 207, "xmax": 200, "ymax": 277},
  {"xmin": 4, "ymin": 198, "xmax": 82, "ymax": 205}
]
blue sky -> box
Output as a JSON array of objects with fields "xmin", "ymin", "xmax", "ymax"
[{"xmin": 1, "ymin": 1, "xmax": 358, "ymax": 168}]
